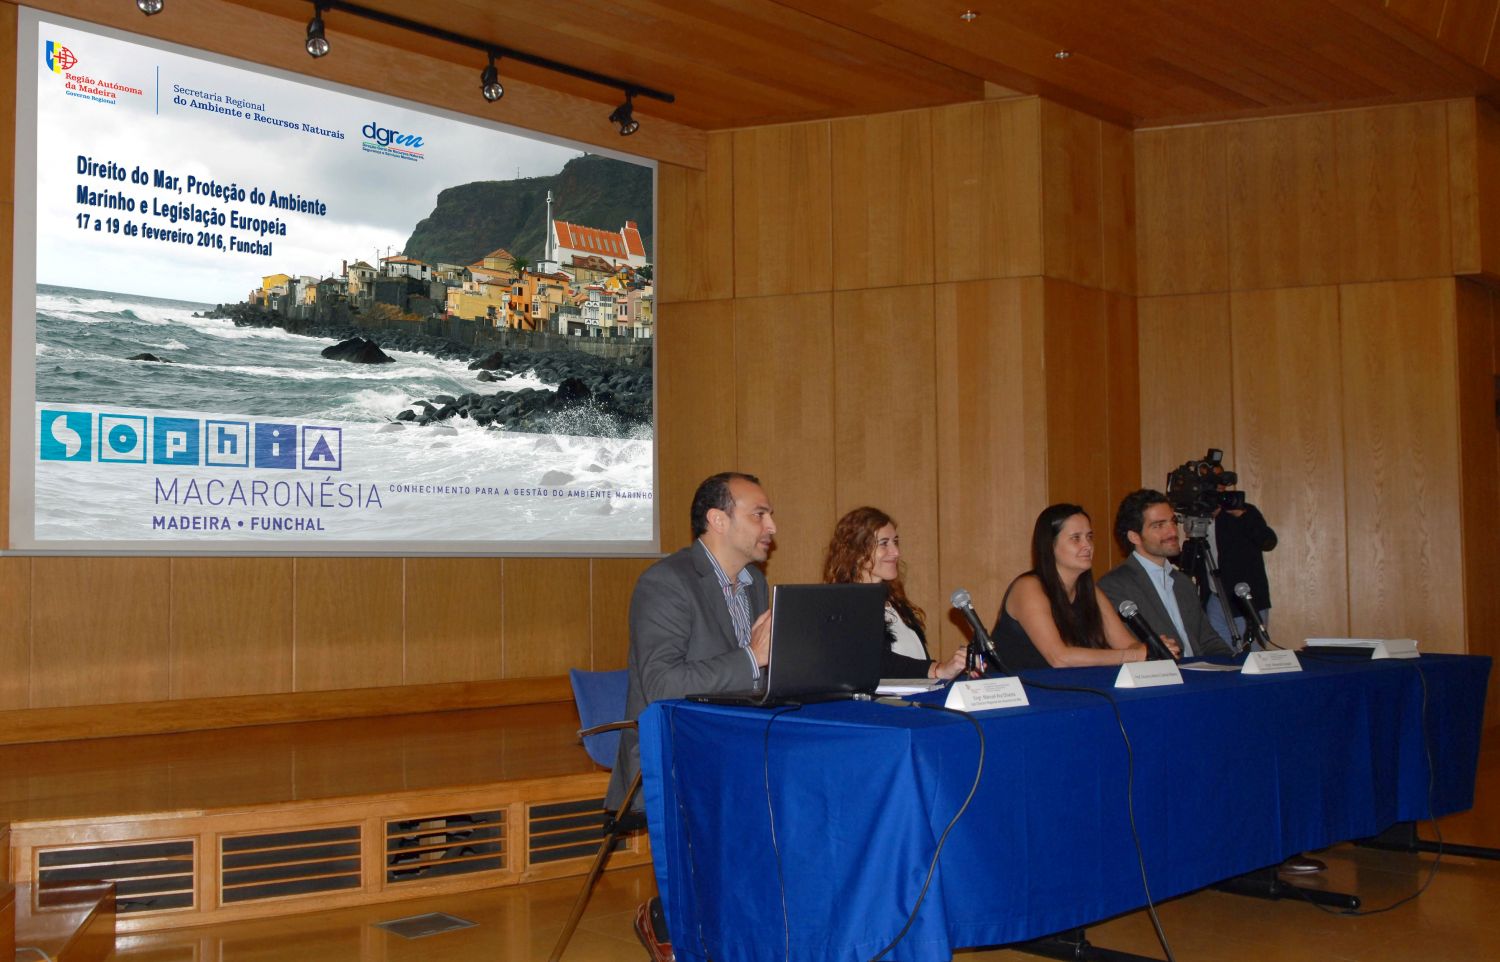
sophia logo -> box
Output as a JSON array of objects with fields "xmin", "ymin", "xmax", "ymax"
[
  {"xmin": 361, "ymin": 121, "xmax": 424, "ymax": 149},
  {"xmin": 45, "ymin": 40, "xmax": 77, "ymax": 74}
]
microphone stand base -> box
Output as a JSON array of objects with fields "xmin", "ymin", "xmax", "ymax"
[
  {"xmin": 1212, "ymin": 865, "xmax": 1360, "ymax": 910},
  {"xmin": 1356, "ymin": 820, "xmax": 1500, "ymax": 861},
  {"xmin": 1013, "ymin": 927, "xmax": 1165, "ymax": 962}
]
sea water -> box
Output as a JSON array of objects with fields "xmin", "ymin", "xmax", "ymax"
[{"xmin": 29, "ymin": 285, "xmax": 654, "ymax": 544}]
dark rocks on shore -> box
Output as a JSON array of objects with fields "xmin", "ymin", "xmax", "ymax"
[
  {"xmin": 208, "ymin": 301, "xmax": 652, "ymax": 437},
  {"xmin": 321, "ymin": 337, "xmax": 395, "ymax": 364},
  {"xmin": 555, "ymin": 377, "xmax": 591, "ymax": 403}
]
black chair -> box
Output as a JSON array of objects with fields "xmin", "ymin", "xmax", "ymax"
[{"xmin": 547, "ymin": 668, "xmax": 646, "ymax": 962}]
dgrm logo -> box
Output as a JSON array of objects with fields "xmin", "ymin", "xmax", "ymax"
[
  {"xmin": 362, "ymin": 121, "xmax": 424, "ymax": 149},
  {"xmin": 39, "ymin": 410, "xmax": 91, "ymax": 461}
]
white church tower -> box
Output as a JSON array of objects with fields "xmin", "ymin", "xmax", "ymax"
[{"xmin": 535, "ymin": 189, "xmax": 560, "ymax": 275}]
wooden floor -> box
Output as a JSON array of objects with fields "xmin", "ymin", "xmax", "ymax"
[{"xmin": 101, "ymin": 736, "xmax": 1500, "ymax": 962}]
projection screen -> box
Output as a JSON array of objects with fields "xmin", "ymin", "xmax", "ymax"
[{"xmin": 9, "ymin": 8, "xmax": 658, "ymax": 556}]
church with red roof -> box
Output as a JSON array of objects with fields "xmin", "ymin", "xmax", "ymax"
[{"xmin": 550, "ymin": 218, "xmax": 648, "ymax": 271}]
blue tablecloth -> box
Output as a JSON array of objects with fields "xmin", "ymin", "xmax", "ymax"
[{"xmin": 638, "ymin": 654, "xmax": 1489, "ymax": 962}]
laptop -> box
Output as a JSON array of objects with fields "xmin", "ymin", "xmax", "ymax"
[{"xmin": 689, "ymin": 583, "xmax": 886, "ymax": 707}]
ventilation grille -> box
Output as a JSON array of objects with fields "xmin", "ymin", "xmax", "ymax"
[
  {"xmin": 385, "ymin": 811, "xmax": 505, "ymax": 884},
  {"xmin": 37, "ymin": 839, "xmax": 195, "ymax": 914},
  {"xmin": 220, "ymin": 825, "xmax": 362, "ymax": 904},
  {"xmin": 528, "ymin": 797, "xmax": 624, "ymax": 865}
]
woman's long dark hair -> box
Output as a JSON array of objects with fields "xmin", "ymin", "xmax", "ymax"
[{"xmin": 1029, "ymin": 503, "xmax": 1106, "ymax": 649}]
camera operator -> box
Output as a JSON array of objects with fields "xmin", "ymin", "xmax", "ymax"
[{"xmin": 1204, "ymin": 484, "xmax": 1277, "ymax": 650}]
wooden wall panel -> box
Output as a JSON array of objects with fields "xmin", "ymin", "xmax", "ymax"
[
  {"xmin": 831, "ymin": 110, "xmax": 935, "ymax": 291},
  {"xmin": 1335, "ymin": 102, "xmax": 1452, "ymax": 282},
  {"xmin": 1455, "ymin": 280, "xmax": 1500, "ymax": 719},
  {"xmin": 653, "ymin": 299, "xmax": 738, "ymax": 550},
  {"xmin": 1137, "ymin": 294, "xmax": 1235, "ymax": 492},
  {"xmin": 1136, "ymin": 125, "xmax": 1229, "ymax": 296},
  {"xmin": 1339, "ymin": 279, "xmax": 1465, "ymax": 651},
  {"xmin": 170, "ymin": 558, "xmax": 293, "ymax": 698},
  {"xmin": 1042, "ymin": 279, "xmax": 1111, "ymax": 536},
  {"xmin": 403, "ymin": 557, "xmax": 503, "ymax": 685},
  {"xmin": 1100, "ymin": 120, "xmax": 1138, "ymax": 296},
  {"xmin": 732, "ymin": 123, "xmax": 833, "ymax": 298},
  {"xmin": 590, "ymin": 557, "xmax": 654, "ymax": 671},
  {"xmin": 1476, "ymin": 98, "xmax": 1500, "ymax": 280},
  {"xmin": 931, "ymin": 99, "xmax": 1043, "ymax": 284},
  {"xmin": 657, "ymin": 132, "xmax": 734, "ymax": 304},
  {"xmin": 0, "ymin": 557, "xmax": 29, "ymax": 710},
  {"xmin": 832, "ymin": 285, "xmax": 939, "ymax": 619},
  {"xmin": 500, "ymin": 559, "xmax": 593, "ymax": 677},
  {"xmin": 1229, "ymin": 287, "xmax": 1350, "ymax": 646},
  {"xmin": 293, "ymin": 559, "xmax": 404, "ymax": 691},
  {"xmin": 934, "ymin": 278, "xmax": 1048, "ymax": 622},
  {"xmin": 1104, "ymin": 291, "xmax": 1142, "ymax": 569},
  {"xmin": 733, "ymin": 293, "xmax": 836, "ymax": 585},
  {"xmin": 29, "ymin": 558, "xmax": 170, "ymax": 708},
  {"xmin": 1447, "ymin": 100, "xmax": 1481, "ymax": 276},
  {"xmin": 1041, "ymin": 101, "xmax": 1104, "ymax": 289},
  {"xmin": 1226, "ymin": 113, "xmax": 1340, "ymax": 289}
]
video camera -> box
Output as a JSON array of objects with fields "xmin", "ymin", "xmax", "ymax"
[{"xmin": 1165, "ymin": 448, "xmax": 1245, "ymax": 519}]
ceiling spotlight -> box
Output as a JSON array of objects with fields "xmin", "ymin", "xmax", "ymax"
[
  {"xmin": 481, "ymin": 53, "xmax": 504, "ymax": 102},
  {"xmin": 305, "ymin": 4, "xmax": 330, "ymax": 59},
  {"xmin": 609, "ymin": 91, "xmax": 639, "ymax": 136},
  {"xmin": 1054, "ymin": 49, "xmax": 1071, "ymax": 60},
  {"xmin": 959, "ymin": 9, "xmax": 978, "ymax": 22},
  {"xmin": 137, "ymin": 0, "xmax": 164, "ymax": 14}
]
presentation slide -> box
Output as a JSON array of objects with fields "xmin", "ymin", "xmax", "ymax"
[{"xmin": 9, "ymin": 10, "xmax": 657, "ymax": 555}]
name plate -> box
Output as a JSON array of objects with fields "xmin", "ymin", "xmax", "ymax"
[
  {"xmin": 1114, "ymin": 660, "xmax": 1184, "ymax": 688},
  {"xmin": 1242, "ymin": 650, "xmax": 1302, "ymax": 674},
  {"xmin": 945, "ymin": 677, "xmax": 1029, "ymax": 712}
]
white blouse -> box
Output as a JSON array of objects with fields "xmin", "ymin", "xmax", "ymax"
[{"xmin": 885, "ymin": 604, "xmax": 927, "ymax": 661}]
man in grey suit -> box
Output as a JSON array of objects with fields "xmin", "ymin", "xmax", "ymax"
[
  {"xmin": 611, "ymin": 471, "xmax": 776, "ymax": 962},
  {"xmin": 1099, "ymin": 488, "xmax": 1231, "ymax": 659}
]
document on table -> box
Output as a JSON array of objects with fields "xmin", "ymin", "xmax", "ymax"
[
  {"xmin": 877, "ymin": 678, "xmax": 940, "ymax": 694},
  {"xmin": 1178, "ymin": 661, "xmax": 1241, "ymax": 671}
]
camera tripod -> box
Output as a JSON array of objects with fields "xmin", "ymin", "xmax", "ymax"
[{"xmin": 1177, "ymin": 516, "xmax": 1255, "ymax": 655}]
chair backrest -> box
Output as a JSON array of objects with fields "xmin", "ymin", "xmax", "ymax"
[{"xmin": 569, "ymin": 668, "xmax": 630, "ymax": 769}]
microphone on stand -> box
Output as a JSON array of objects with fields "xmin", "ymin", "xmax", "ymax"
[
  {"xmin": 950, "ymin": 588, "xmax": 1007, "ymax": 674},
  {"xmin": 1116, "ymin": 599, "xmax": 1178, "ymax": 662},
  {"xmin": 1233, "ymin": 583, "xmax": 1271, "ymax": 648}
]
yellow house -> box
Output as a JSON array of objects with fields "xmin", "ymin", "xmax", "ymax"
[{"xmin": 260, "ymin": 273, "xmax": 292, "ymax": 295}]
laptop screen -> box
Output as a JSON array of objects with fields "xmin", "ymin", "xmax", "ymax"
[{"xmin": 762, "ymin": 583, "xmax": 886, "ymax": 701}]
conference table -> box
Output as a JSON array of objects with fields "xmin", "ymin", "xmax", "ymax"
[{"xmin": 637, "ymin": 653, "xmax": 1490, "ymax": 962}]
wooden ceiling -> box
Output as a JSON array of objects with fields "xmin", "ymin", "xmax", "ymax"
[{"xmin": 220, "ymin": 0, "xmax": 1500, "ymax": 129}]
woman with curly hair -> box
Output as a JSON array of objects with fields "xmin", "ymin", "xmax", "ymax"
[{"xmin": 822, "ymin": 506, "xmax": 968, "ymax": 681}]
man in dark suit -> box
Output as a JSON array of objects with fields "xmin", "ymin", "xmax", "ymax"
[
  {"xmin": 1205, "ymin": 492, "xmax": 1278, "ymax": 648},
  {"xmin": 611, "ymin": 471, "xmax": 776, "ymax": 961},
  {"xmin": 1099, "ymin": 488, "xmax": 1231, "ymax": 659}
]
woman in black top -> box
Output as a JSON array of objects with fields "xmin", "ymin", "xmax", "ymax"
[
  {"xmin": 822, "ymin": 506, "xmax": 968, "ymax": 681},
  {"xmin": 993, "ymin": 503, "xmax": 1171, "ymax": 669}
]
